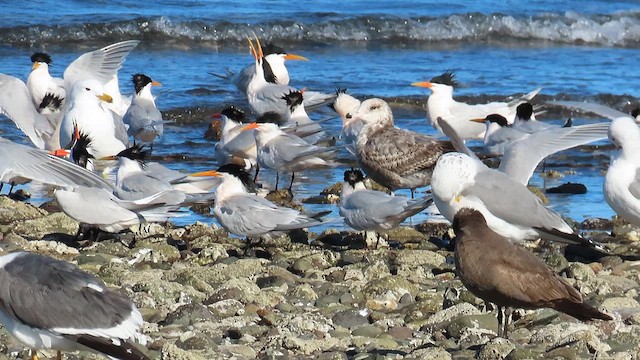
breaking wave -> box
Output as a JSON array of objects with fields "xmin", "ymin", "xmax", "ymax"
[{"xmin": 4, "ymin": 11, "xmax": 640, "ymax": 48}]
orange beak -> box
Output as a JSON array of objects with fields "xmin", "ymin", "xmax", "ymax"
[
  {"xmin": 240, "ymin": 122, "xmax": 260, "ymax": 131},
  {"xmin": 470, "ymin": 118, "xmax": 486, "ymax": 123},
  {"xmin": 32, "ymin": 62, "xmax": 41, "ymax": 71},
  {"xmin": 49, "ymin": 149, "xmax": 70, "ymax": 157},
  {"xmin": 99, "ymin": 155, "xmax": 118, "ymax": 160},
  {"xmin": 189, "ymin": 170, "xmax": 221, "ymax": 177},
  {"xmin": 151, "ymin": 81, "xmax": 162, "ymax": 87},
  {"xmin": 284, "ymin": 53, "xmax": 309, "ymax": 61},
  {"xmin": 411, "ymin": 81, "xmax": 433, "ymax": 89}
]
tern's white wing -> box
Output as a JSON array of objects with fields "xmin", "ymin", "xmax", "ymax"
[
  {"xmin": 550, "ymin": 100, "xmax": 631, "ymax": 121},
  {"xmin": 63, "ymin": 40, "xmax": 140, "ymax": 89},
  {"xmin": 0, "ymin": 138, "xmax": 113, "ymax": 190},
  {"xmin": 499, "ymin": 122, "xmax": 610, "ymax": 185},
  {"xmin": 0, "ymin": 74, "xmax": 56, "ymax": 149}
]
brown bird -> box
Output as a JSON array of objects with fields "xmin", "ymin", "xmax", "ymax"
[
  {"xmin": 344, "ymin": 98, "xmax": 456, "ymax": 196},
  {"xmin": 452, "ymin": 207, "xmax": 612, "ymax": 337}
]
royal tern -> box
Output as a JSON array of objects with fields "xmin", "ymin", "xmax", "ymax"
[
  {"xmin": 207, "ymin": 169, "xmax": 329, "ymax": 237},
  {"xmin": 282, "ymin": 90, "xmax": 325, "ymax": 144},
  {"xmin": 243, "ymin": 122, "xmax": 336, "ymax": 190},
  {"xmin": 213, "ymin": 106, "xmax": 257, "ymax": 167},
  {"xmin": 431, "ymin": 152, "xmax": 603, "ymax": 249},
  {"xmin": 123, "ymin": 74, "xmax": 163, "ymax": 143},
  {"xmin": 603, "ymin": 117, "xmax": 640, "ymax": 227},
  {"xmin": 212, "ymin": 42, "xmax": 308, "ymax": 94},
  {"xmin": 339, "ymin": 169, "xmax": 432, "ymax": 247},
  {"xmin": 0, "ymin": 251, "xmax": 149, "ymax": 360},
  {"xmin": 453, "ymin": 208, "xmax": 612, "ymax": 337},
  {"xmin": 102, "ymin": 144, "xmax": 215, "ymax": 205},
  {"xmin": 346, "ymin": 98, "xmax": 455, "ymax": 194},
  {"xmin": 59, "ymin": 79, "xmax": 126, "ymax": 158},
  {"xmin": 411, "ymin": 71, "xmax": 541, "ymax": 139},
  {"xmin": 55, "ymin": 185, "xmax": 182, "ymax": 234},
  {"xmin": 244, "ymin": 36, "xmax": 334, "ymax": 117},
  {"xmin": 26, "ymin": 52, "xmax": 66, "ymax": 113}
]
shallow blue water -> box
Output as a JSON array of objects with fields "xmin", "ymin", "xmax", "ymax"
[{"xmin": 2, "ymin": 1, "xmax": 639, "ymax": 232}]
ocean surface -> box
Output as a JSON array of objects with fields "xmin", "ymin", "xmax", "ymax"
[{"xmin": 2, "ymin": 0, "xmax": 640, "ymax": 233}]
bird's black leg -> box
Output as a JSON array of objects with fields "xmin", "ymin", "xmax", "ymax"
[
  {"xmin": 8, "ymin": 182, "xmax": 15, "ymax": 195},
  {"xmin": 253, "ymin": 164, "xmax": 260, "ymax": 183},
  {"xmin": 503, "ymin": 307, "xmax": 512, "ymax": 338},
  {"xmin": 288, "ymin": 172, "xmax": 295, "ymax": 192},
  {"xmin": 497, "ymin": 305, "xmax": 504, "ymax": 338},
  {"xmin": 275, "ymin": 172, "xmax": 280, "ymax": 191}
]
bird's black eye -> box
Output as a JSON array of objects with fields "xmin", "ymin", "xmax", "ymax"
[
  {"xmin": 369, "ymin": 105, "xmax": 379, "ymax": 111},
  {"xmin": 85, "ymin": 87, "xmax": 90, "ymax": 91}
]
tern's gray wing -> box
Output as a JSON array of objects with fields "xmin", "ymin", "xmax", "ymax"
[
  {"xmin": 362, "ymin": 127, "xmax": 454, "ymax": 177},
  {"xmin": 499, "ymin": 122, "xmax": 610, "ymax": 185},
  {"xmin": 550, "ymin": 100, "xmax": 631, "ymax": 121},
  {"xmin": 252, "ymin": 84, "xmax": 292, "ymax": 116},
  {"xmin": 300, "ymin": 90, "xmax": 337, "ymax": 112},
  {"xmin": 222, "ymin": 130, "xmax": 256, "ymax": 158},
  {"xmin": 466, "ymin": 169, "xmax": 572, "ymax": 233},
  {"xmin": 437, "ymin": 117, "xmax": 478, "ymax": 160},
  {"xmin": 233, "ymin": 64, "xmax": 255, "ymax": 94},
  {"xmin": 216, "ymin": 194, "xmax": 321, "ymax": 236},
  {"xmin": 64, "ymin": 40, "xmax": 140, "ymax": 89},
  {"xmin": 123, "ymin": 99, "xmax": 163, "ymax": 138},
  {"xmin": 112, "ymin": 111, "xmax": 131, "ymax": 146},
  {"xmin": 0, "ymin": 74, "xmax": 55, "ymax": 149},
  {"xmin": 143, "ymin": 162, "xmax": 188, "ymax": 184},
  {"xmin": 341, "ymin": 191, "xmax": 405, "ymax": 225},
  {"xmin": 269, "ymin": 133, "xmax": 330, "ymax": 162},
  {"xmin": 0, "ymin": 138, "xmax": 113, "ymax": 190},
  {"xmin": 116, "ymin": 173, "xmax": 176, "ymax": 201}
]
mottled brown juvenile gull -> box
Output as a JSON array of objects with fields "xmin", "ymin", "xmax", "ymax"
[
  {"xmin": 0, "ymin": 251, "xmax": 148, "ymax": 359},
  {"xmin": 453, "ymin": 208, "xmax": 613, "ymax": 337},
  {"xmin": 345, "ymin": 97, "xmax": 456, "ymax": 195}
]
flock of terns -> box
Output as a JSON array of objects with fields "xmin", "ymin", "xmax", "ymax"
[{"xmin": 0, "ymin": 36, "xmax": 639, "ymax": 358}]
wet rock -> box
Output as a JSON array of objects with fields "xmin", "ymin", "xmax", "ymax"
[
  {"xmin": 332, "ymin": 309, "xmax": 369, "ymax": 329},
  {"xmin": 393, "ymin": 249, "xmax": 446, "ymax": 268},
  {"xmin": 0, "ymin": 196, "xmax": 48, "ymax": 224},
  {"xmin": 424, "ymin": 302, "xmax": 481, "ymax": 326},
  {"xmin": 546, "ymin": 182, "xmax": 587, "ymax": 194},
  {"xmin": 207, "ymin": 299, "xmax": 245, "ymax": 317},
  {"xmin": 405, "ymin": 346, "xmax": 452, "ymax": 360},
  {"xmin": 477, "ymin": 337, "xmax": 515, "ymax": 360},
  {"xmin": 415, "ymin": 220, "xmax": 451, "ymax": 239},
  {"xmin": 386, "ymin": 326, "xmax": 413, "ymax": 340},
  {"xmin": 385, "ymin": 226, "xmax": 428, "ymax": 244},
  {"xmin": 543, "ymin": 252, "xmax": 569, "ymax": 272},
  {"xmin": 289, "ymin": 283, "xmax": 318, "ymax": 301},
  {"xmin": 581, "ymin": 217, "xmax": 614, "ymax": 230},
  {"xmin": 564, "ymin": 262, "xmax": 595, "ymax": 281},
  {"xmin": 445, "ymin": 314, "xmax": 498, "ymax": 338},
  {"xmin": 11, "ymin": 210, "xmax": 78, "ymax": 239},
  {"xmin": 600, "ymin": 297, "xmax": 640, "ymax": 312},
  {"xmin": 351, "ymin": 325, "xmax": 384, "ymax": 338}
]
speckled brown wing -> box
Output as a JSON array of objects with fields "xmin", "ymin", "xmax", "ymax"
[{"xmin": 360, "ymin": 127, "xmax": 455, "ymax": 177}]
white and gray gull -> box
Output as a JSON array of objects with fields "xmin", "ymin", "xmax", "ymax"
[{"xmin": 0, "ymin": 251, "xmax": 148, "ymax": 360}]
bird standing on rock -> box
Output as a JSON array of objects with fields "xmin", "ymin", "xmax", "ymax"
[{"xmin": 453, "ymin": 207, "xmax": 613, "ymax": 337}]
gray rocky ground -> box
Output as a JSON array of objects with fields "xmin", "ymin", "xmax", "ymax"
[{"xmin": 0, "ymin": 191, "xmax": 639, "ymax": 360}]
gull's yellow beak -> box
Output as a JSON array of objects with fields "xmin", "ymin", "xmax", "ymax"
[
  {"xmin": 411, "ymin": 81, "xmax": 433, "ymax": 89},
  {"xmin": 97, "ymin": 93, "xmax": 113, "ymax": 103},
  {"xmin": 284, "ymin": 53, "xmax": 309, "ymax": 61}
]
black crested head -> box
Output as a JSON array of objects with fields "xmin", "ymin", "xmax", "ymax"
[
  {"xmin": 38, "ymin": 93, "xmax": 64, "ymax": 111},
  {"xmin": 31, "ymin": 52, "xmax": 52, "ymax": 64},
  {"xmin": 632, "ymin": 106, "xmax": 640, "ymax": 119},
  {"xmin": 263, "ymin": 43, "xmax": 286, "ymax": 56},
  {"xmin": 261, "ymin": 59, "xmax": 277, "ymax": 84},
  {"xmin": 485, "ymin": 114, "xmax": 509, "ymax": 127},
  {"xmin": 344, "ymin": 169, "xmax": 365, "ymax": 187},
  {"xmin": 221, "ymin": 105, "xmax": 246, "ymax": 122},
  {"xmin": 516, "ymin": 103, "xmax": 534, "ymax": 121},
  {"xmin": 257, "ymin": 111, "xmax": 286, "ymax": 125},
  {"xmin": 116, "ymin": 142, "xmax": 151, "ymax": 162},
  {"xmin": 336, "ymin": 88, "xmax": 348, "ymax": 95},
  {"xmin": 71, "ymin": 131, "xmax": 94, "ymax": 169},
  {"xmin": 430, "ymin": 71, "xmax": 458, "ymax": 87},
  {"xmin": 452, "ymin": 207, "xmax": 486, "ymax": 236},
  {"xmin": 281, "ymin": 90, "xmax": 304, "ymax": 111},
  {"xmin": 217, "ymin": 163, "xmax": 256, "ymax": 192},
  {"xmin": 132, "ymin": 73, "xmax": 153, "ymax": 94}
]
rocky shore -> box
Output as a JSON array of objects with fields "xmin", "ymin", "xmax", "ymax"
[{"xmin": 1, "ymin": 193, "xmax": 640, "ymax": 360}]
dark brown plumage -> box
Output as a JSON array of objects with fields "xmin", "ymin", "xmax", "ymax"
[
  {"xmin": 452, "ymin": 208, "xmax": 612, "ymax": 337},
  {"xmin": 352, "ymin": 98, "xmax": 456, "ymax": 192}
]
